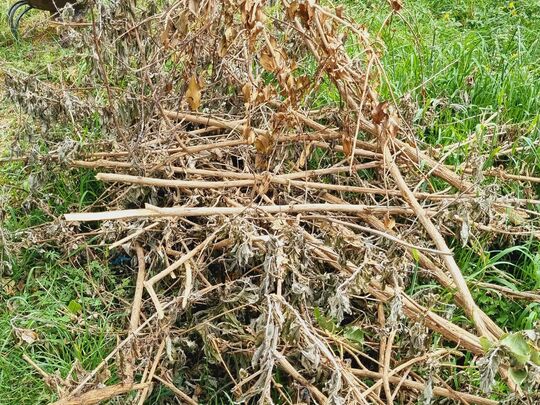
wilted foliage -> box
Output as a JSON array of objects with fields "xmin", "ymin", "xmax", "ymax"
[{"xmin": 4, "ymin": 0, "xmax": 540, "ymax": 404}]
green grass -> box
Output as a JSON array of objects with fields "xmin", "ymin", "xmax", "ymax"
[
  {"xmin": 0, "ymin": 3, "xmax": 129, "ymax": 402},
  {"xmin": 346, "ymin": 0, "xmax": 540, "ymax": 331},
  {"xmin": 1, "ymin": 0, "xmax": 540, "ymax": 403}
]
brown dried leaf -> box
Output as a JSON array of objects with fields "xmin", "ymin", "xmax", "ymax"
[
  {"xmin": 260, "ymin": 50, "xmax": 277, "ymax": 73},
  {"xmin": 372, "ymin": 101, "xmax": 388, "ymax": 125},
  {"xmin": 256, "ymin": 85, "xmax": 275, "ymax": 103},
  {"xmin": 14, "ymin": 327, "xmax": 39, "ymax": 345},
  {"xmin": 186, "ymin": 75, "xmax": 202, "ymax": 111},
  {"xmin": 389, "ymin": 0, "xmax": 403, "ymax": 12},
  {"xmin": 255, "ymin": 133, "xmax": 274, "ymax": 154},
  {"xmin": 298, "ymin": 1, "xmax": 315, "ymax": 24},
  {"xmin": 256, "ymin": 173, "xmax": 272, "ymax": 195},
  {"xmin": 386, "ymin": 114, "xmax": 400, "ymax": 138},
  {"xmin": 243, "ymin": 126, "xmax": 256, "ymax": 145},
  {"xmin": 177, "ymin": 10, "xmax": 189, "ymax": 36},
  {"xmin": 342, "ymin": 135, "xmax": 352, "ymax": 156},
  {"xmin": 161, "ymin": 19, "xmax": 172, "ymax": 48},
  {"xmin": 242, "ymin": 82, "xmax": 253, "ymax": 108},
  {"xmin": 287, "ymin": 1, "xmax": 300, "ymax": 20},
  {"xmin": 188, "ymin": 0, "xmax": 200, "ymax": 15},
  {"xmin": 383, "ymin": 213, "xmax": 396, "ymax": 231}
]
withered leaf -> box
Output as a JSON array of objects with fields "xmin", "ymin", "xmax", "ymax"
[
  {"xmin": 243, "ymin": 126, "xmax": 256, "ymax": 145},
  {"xmin": 256, "ymin": 85, "xmax": 275, "ymax": 103},
  {"xmin": 287, "ymin": 1, "xmax": 300, "ymax": 20},
  {"xmin": 260, "ymin": 50, "xmax": 277, "ymax": 73},
  {"xmin": 242, "ymin": 82, "xmax": 253, "ymax": 108},
  {"xmin": 342, "ymin": 135, "xmax": 353, "ymax": 156},
  {"xmin": 298, "ymin": 1, "xmax": 315, "ymax": 24},
  {"xmin": 186, "ymin": 74, "xmax": 202, "ymax": 111},
  {"xmin": 14, "ymin": 328, "xmax": 39, "ymax": 345},
  {"xmin": 177, "ymin": 10, "xmax": 189, "ymax": 36},
  {"xmin": 160, "ymin": 16, "xmax": 173, "ymax": 48},
  {"xmin": 254, "ymin": 133, "xmax": 274, "ymax": 154},
  {"xmin": 389, "ymin": 0, "xmax": 403, "ymax": 12},
  {"xmin": 386, "ymin": 114, "xmax": 400, "ymax": 138},
  {"xmin": 164, "ymin": 81, "xmax": 173, "ymax": 94},
  {"xmin": 188, "ymin": 0, "xmax": 200, "ymax": 15},
  {"xmin": 372, "ymin": 101, "xmax": 389, "ymax": 125},
  {"xmin": 383, "ymin": 213, "xmax": 396, "ymax": 231}
]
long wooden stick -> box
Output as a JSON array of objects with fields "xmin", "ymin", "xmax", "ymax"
[
  {"xmin": 95, "ymin": 172, "xmax": 476, "ymax": 203},
  {"xmin": 64, "ymin": 203, "xmax": 421, "ymax": 222}
]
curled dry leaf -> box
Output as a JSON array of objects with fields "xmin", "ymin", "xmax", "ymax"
[
  {"xmin": 341, "ymin": 134, "xmax": 352, "ymax": 157},
  {"xmin": 254, "ymin": 133, "xmax": 274, "ymax": 154},
  {"xmin": 186, "ymin": 75, "xmax": 203, "ymax": 111},
  {"xmin": 243, "ymin": 126, "xmax": 256, "ymax": 145},
  {"xmin": 383, "ymin": 213, "xmax": 396, "ymax": 231},
  {"xmin": 14, "ymin": 327, "xmax": 39, "ymax": 345}
]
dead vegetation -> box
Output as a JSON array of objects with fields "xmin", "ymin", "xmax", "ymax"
[{"xmin": 3, "ymin": 0, "xmax": 540, "ymax": 403}]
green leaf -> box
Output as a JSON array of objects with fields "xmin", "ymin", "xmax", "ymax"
[
  {"xmin": 508, "ymin": 367, "xmax": 527, "ymax": 386},
  {"xmin": 411, "ymin": 248, "xmax": 420, "ymax": 263},
  {"xmin": 67, "ymin": 299, "xmax": 82, "ymax": 314},
  {"xmin": 344, "ymin": 326, "xmax": 364, "ymax": 346},
  {"xmin": 530, "ymin": 350, "xmax": 540, "ymax": 366},
  {"xmin": 314, "ymin": 307, "xmax": 338, "ymax": 333},
  {"xmin": 501, "ymin": 333, "xmax": 531, "ymax": 365},
  {"xmin": 479, "ymin": 336, "xmax": 492, "ymax": 352}
]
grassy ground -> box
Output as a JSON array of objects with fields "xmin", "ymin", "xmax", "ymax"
[{"xmin": 1, "ymin": 0, "xmax": 539, "ymax": 403}]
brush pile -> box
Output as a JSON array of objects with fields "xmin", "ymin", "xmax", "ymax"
[{"xmin": 5, "ymin": 0, "xmax": 540, "ymax": 404}]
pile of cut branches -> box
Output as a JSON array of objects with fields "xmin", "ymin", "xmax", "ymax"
[{"xmin": 4, "ymin": 0, "xmax": 540, "ymax": 404}]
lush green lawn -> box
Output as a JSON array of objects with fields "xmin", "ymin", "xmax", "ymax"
[{"xmin": 1, "ymin": 0, "xmax": 539, "ymax": 403}]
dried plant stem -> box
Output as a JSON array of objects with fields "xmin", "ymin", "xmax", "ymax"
[
  {"xmin": 130, "ymin": 244, "xmax": 146, "ymax": 331},
  {"xmin": 64, "ymin": 203, "xmax": 420, "ymax": 223},
  {"xmin": 351, "ymin": 370, "xmax": 497, "ymax": 405},
  {"xmin": 136, "ymin": 339, "xmax": 166, "ymax": 405},
  {"xmin": 361, "ymin": 349, "xmax": 455, "ymax": 399},
  {"xmin": 383, "ymin": 330, "xmax": 396, "ymax": 405},
  {"xmin": 320, "ymin": 193, "xmax": 505, "ymax": 332},
  {"xmin": 163, "ymin": 110, "xmax": 265, "ymax": 135},
  {"xmin": 22, "ymin": 354, "xmax": 53, "ymax": 382},
  {"xmin": 459, "ymin": 166, "xmax": 540, "ymax": 183},
  {"xmin": 314, "ymin": 216, "xmax": 451, "ymax": 256},
  {"xmin": 68, "ymin": 284, "xmax": 215, "ymax": 397},
  {"xmin": 304, "ymin": 232, "xmax": 484, "ymax": 354},
  {"xmin": 50, "ymin": 383, "xmax": 149, "ymax": 405},
  {"xmin": 277, "ymin": 357, "xmax": 328, "ymax": 403},
  {"xmin": 182, "ymin": 260, "xmax": 193, "ymax": 309},
  {"xmin": 144, "ymin": 231, "xmax": 218, "ymax": 319},
  {"xmin": 292, "ymin": 109, "xmax": 474, "ymax": 191},
  {"xmin": 110, "ymin": 222, "xmax": 159, "ymax": 250},
  {"xmin": 95, "ymin": 172, "xmax": 477, "ymax": 203},
  {"xmin": 153, "ymin": 375, "xmax": 198, "ymax": 405},
  {"xmin": 376, "ymin": 305, "xmax": 386, "ymax": 399},
  {"xmin": 383, "ymin": 142, "xmax": 500, "ymax": 340},
  {"xmin": 475, "ymin": 282, "xmax": 540, "ymax": 302}
]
